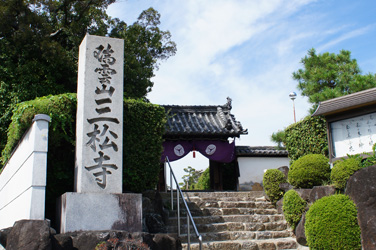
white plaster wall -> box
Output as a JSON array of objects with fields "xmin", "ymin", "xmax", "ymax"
[
  {"xmin": 0, "ymin": 114, "xmax": 50, "ymax": 229},
  {"xmin": 238, "ymin": 157, "xmax": 290, "ymax": 191}
]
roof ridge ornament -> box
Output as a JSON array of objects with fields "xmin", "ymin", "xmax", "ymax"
[{"xmin": 226, "ymin": 97, "xmax": 232, "ymax": 110}]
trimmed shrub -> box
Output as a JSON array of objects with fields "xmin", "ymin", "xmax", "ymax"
[
  {"xmin": 263, "ymin": 169, "xmax": 286, "ymax": 203},
  {"xmin": 331, "ymin": 157, "xmax": 362, "ymax": 190},
  {"xmin": 288, "ymin": 154, "xmax": 330, "ymax": 188},
  {"xmin": 196, "ymin": 167, "xmax": 210, "ymax": 190},
  {"xmin": 282, "ymin": 190, "xmax": 306, "ymax": 230},
  {"xmin": 284, "ymin": 116, "xmax": 328, "ymax": 161},
  {"xmin": 305, "ymin": 194, "xmax": 361, "ymax": 249}
]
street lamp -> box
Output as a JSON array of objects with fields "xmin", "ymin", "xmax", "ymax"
[{"xmin": 289, "ymin": 92, "xmax": 297, "ymax": 123}]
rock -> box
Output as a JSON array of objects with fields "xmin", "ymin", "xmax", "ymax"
[
  {"xmin": 295, "ymin": 213, "xmax": 307, "ymax": 246},
  {"xmin": 153, "ymin": 191, "xmax": 164, "ymax": 216},
  {"xmin": 143, "ymin": 197, "xmax": 154, "ymax": 215},
  {"xmin": 51, "ymin": 234, "xmax": 73, "ymax": 250},
  {"xmin": 153, "ymin": 233, "xmax": 182, "ymax": 250},
  {"xmin": 278, "ymin": 166, "xmax": 289, "ymax": 179},
  {"xmin": 0, "ymin": 227, "xmax": 11, "ymax": 248},
  {"xmin": 279, "ymin": 183, "xmax": 293, "ymax": 192},
  {"xmin": 61, "ymin": 230, "xmax": 181, "ymax": 250},
  {"xmin": 145, "ymin": 213, "xmax": 167, "ymax": 233},
  {"xmin": 143, "ymin": 191, "xmax": 169, "ymax": 224},
  {"xmin": 136, "ymin": 232, "xmax": 159, "ymax": 250},
  {"xmin": 309, "ymin": 186, "xmax": 336, "ymax": 203},
  {"xmin": 276, "ymin": 198, "xmax": 284, "ymax": 214},
  {"xmin": 294, "ymin": 189, "xmax": 312, "ymax": 202},
  {"xmin": 6, "ymin": 220, "xmax": 51, "ymax": 250},
  {"xmin": 346, "ymin": 165, "xmax": 376, "ymax": 250},
  {"xmin": 67, "ymin": 231, "xmax": 110, "ymax": 250}
]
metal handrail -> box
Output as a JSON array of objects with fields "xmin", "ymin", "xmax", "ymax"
[{"xmin": 165, "ymin": 157, "xmax": 202, "ymax": 250}]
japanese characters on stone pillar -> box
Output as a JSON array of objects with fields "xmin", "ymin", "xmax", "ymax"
[{"xmin": 75, "ymin": 34, "xmax": 124, "ymax": 193}]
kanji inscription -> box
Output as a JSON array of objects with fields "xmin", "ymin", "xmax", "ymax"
[
  {"xmin": 75, "ymin": 34, "xmax": 124, "ymax": 193},
  {"xmin": 331, "ymin": 112, "xmax": 376, "ymax": 158}
]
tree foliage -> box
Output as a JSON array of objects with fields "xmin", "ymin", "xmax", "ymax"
[
  {"xmin": 196, "ymin": 167, "xmax": 210, "ymax": 190},
  {"xmin": 179, "ymin": 166, "xmax": 203, "ymax": 190},
  {"xmin": 293, "ymin": 48, "xmax": 376, "ymax": 112},
  {"xmin": 110, "ymin": 8, "xmax": 177, "ymax": 99},
  {"xmin": 0, "ymin": 1, "xmax": 176, "ymax": 153},
  {"xmin": 270, "ymin": 130, "xmax": 285, "ymax": 149}
]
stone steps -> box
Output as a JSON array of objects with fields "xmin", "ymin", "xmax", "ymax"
[
  {"xmin": 179, "ymin": 230, "xmax": 293, "ymax": 242},
  {"xmin": 167, "ymin": 221, "xmax": 288, "ymax": 234},
  {"xmin": 169, "ymin": 207, "xmax": 279, "ymax": 217},
  {"xmin": 182, "ymin": 238, "xmax": 298, "ymax": 250},
  {"xmin": 161, "ymin": 191, "xmax": 265, "ymax": 201},
  {"xmin": 170, "ymin": 199, "xmax": 275, "ymax": 209},
  {"xmin": 163, "ymin": 191, "xmax": 298, "ymax": 250},
  {"xmin": 167, "ymin": 214, "xmax": 285, "ymax": 225}
]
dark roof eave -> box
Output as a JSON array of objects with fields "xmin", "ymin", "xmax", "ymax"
[
  {"xmin": 235, "ymin": 146, "xmax": 289, "ymax": 157},
  {"xmin": 312, "ymin": 87, "xmax": 376, "ymax": 116}
]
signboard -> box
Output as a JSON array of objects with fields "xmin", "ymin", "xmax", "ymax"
[{"xmin": 330, "ymin": 112, "xmax": 376, "ymax": 158}]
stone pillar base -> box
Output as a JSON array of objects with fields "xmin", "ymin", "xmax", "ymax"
[{"xmin": 58, "ymin": 192, "xmax": 142, "ymax": 233}]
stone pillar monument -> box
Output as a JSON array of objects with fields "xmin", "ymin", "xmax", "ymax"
[
  {"xmin": 58, "ymin": 34, "xmax": 141, "ymax": 233},
  {"xmin": 75, "ymin": 34, "xmax": 124, "ymax": 193}
]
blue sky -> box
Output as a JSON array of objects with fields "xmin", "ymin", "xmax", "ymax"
[{"xmin": 107, "ymin": 0, "xmax": 376, "ymax": 183}]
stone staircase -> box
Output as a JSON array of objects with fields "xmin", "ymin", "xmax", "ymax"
[{"xmin": 162, "ymin": 191, "xmax": 298, "ymax": 250}]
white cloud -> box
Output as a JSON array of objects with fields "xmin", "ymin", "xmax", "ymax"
[
  {"xmin": 318, "ymin": 24, "xmax": 375, "ymax": 52},
  {"xmin": 107, "ymin": 1, "xmax": 376, "ymax": 181}
]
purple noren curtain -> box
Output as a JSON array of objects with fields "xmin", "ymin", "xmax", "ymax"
[{"xmin": 161, "ymin": 140, "xmax": 235, "ymax": 163}]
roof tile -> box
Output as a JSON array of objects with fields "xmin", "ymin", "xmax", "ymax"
[
  {"xmin": 162, "ymin": 98, "xmax": 248, "ymax": 139},
  {"xmin": 236, "ymin": 146, "xmax": 288, "ymax": 157}
]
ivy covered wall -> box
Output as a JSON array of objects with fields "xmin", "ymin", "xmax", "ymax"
[
  {"xmin": 0, "ymin": 93, "xmax": 166, "ymax": 222},
  {"xmin": 284, "ymin": 116, "xmax": 328, "ymax": 162}
]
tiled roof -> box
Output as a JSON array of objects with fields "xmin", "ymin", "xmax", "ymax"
[
  {"xmin": 236, "ymin": 146, "xmax": 288, "ymax": 157},
  {"xmin": 162, "ymin": 97, "xmax": 248, "ymax": 139},
  {"xmin": 312, "ymin": 87, "xmax": 376, "ymax": 116}
]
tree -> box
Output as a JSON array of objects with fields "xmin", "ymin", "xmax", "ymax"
[
  {"xmin": 196, "ymin": 167, "xmax": 210, "ymax": 190},
  {"xmin": 293, "ymin": 48, "xmax": 376, "ymax": 112},
  {"xmin": 0, "ymin": 1, "xmax": 176, "ymax": 153},
  {"xmin": 110, "ymin": 8, "xmax": 177, "ymax": 99},
  {"xmin": 179, "ymin": 166, "xmax": 203, "ymax": 190},
  {"xmin": 270, "ymin": 130, "xmax": 286, "ymax": 149}
]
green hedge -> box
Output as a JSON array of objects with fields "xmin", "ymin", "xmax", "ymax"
[
  {"xmin": 288, "ymin": 154, "xmax": 330, "ymax": 188},
  {"xmin": 123, "ymin": 99, "xmax": 166, "ymax": 192},
  {"xmin": 263, "ymin": 169, "xmax": 286, "ymax": 203},
  {"xmin": 284, "ymin": 116, "xmax": 328, "ymax": 162},
  {"xmin": 282, "ymin": 190, "xmax": 306, "ymax": 230},
  {"xmin": 305, "ymin": 194, "xmax": 361, "ymax": 249},
  {"xmin": 1, "ymin": 93, "xmax": 165, "ymax": 223},
  {"xmin": 331, "ymin": 157, "xmax": 362, "ymax": 190}
]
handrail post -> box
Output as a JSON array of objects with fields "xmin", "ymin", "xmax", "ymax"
[
  {"xmin": 170, "ymin": 164, "xmax": 173, "ymax": 211},
  {"xmin": 187, "ymin": 214, "xmax": 190, "ymax": 249},
  {"xmin": 165, "ymin": 157, "xmax": 202, "ymax": 250},
  {"xmin": 198, "ymin": 235, "xmax": 202, "ymax": 250},
  {"xmin": 177, "ymin": 182, "xmax": 180, "ymax": 236}
]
